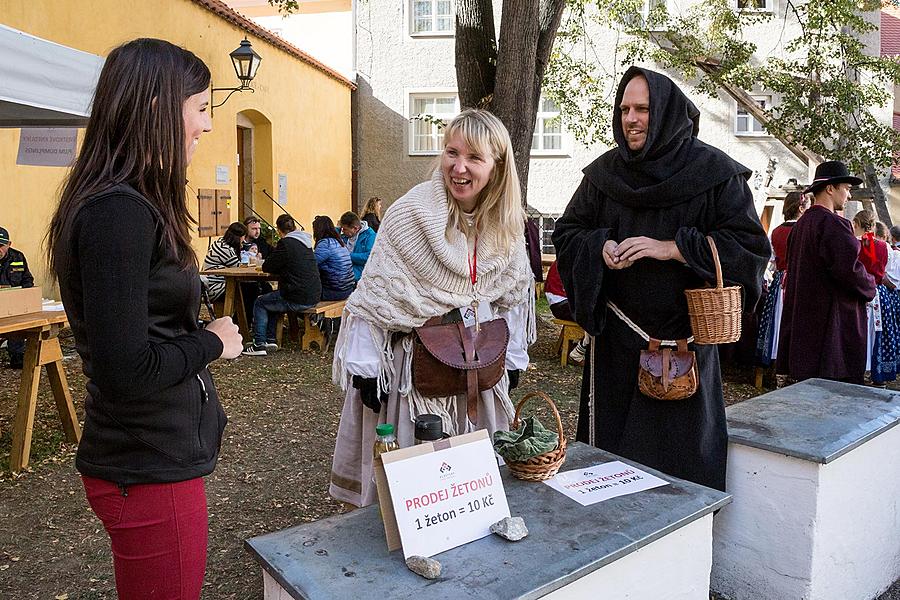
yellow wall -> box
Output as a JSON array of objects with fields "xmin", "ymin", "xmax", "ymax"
[{"xmin": 0, "ymin": 0, "xmax": 353, "ymax": 297}]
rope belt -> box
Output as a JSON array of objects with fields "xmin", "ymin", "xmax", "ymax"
[{"xmin": 606, "ymin": 301, "xmax": 694, "ymax": 346}]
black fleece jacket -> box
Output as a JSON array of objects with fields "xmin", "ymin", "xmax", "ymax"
[
  {"xmin": 262, "ymin": 233, "xmax": 322, "ymax": 305},
  {"xmin": 56, "ymin": 185, "xmax": 226, "ymax": 485}
]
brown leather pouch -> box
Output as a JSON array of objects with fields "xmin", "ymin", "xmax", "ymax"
[
  {"xmin": 413, "ymin": 317, "xmax": 509, "ymax": 423},
  {"xmin": 637, "ymin": 338, "xmax": 699, "ymax": 401}
]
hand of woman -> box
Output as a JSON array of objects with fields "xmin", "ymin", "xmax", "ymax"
[{"xmin": 205, "ymin": 317, "xmax": 243, "ymax": 359}]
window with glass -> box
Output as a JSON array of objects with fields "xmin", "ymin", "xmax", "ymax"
[
  {"xmin": 411, "ymin": 0, "xmax": 453, "ymax": 35},
  {"xmin": 735, "ymin": 96, "xmax": 770, "ymax": 135},
  {"xmin": 409, "ymin": 94, "xmax": 459, "ymax": 154},
  {"xmin": 532, "ymin": 98, "xmax": 564, "ymax": 153},
  {"xmin": 736, "ymin": 0, "xmax": 770, "ymax": 10}
]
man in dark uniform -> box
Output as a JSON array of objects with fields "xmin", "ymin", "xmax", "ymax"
[
  {"xmin": 0, "ymin": 227, "xmax": 35, "ymax": 369},
  {"xmin": 776, "ymin": 161, "xmax": 875, "ymax": 384},
  {"xmin": 553, "ymin": 67, "xmax": 769, "ymax": 491}
]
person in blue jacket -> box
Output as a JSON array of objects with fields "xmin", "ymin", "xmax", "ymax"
[
  {"xmin": 339, "ymin": 211, "xmax": 376, "ymax": 281},
  {"xmin": 313, "ymin": 215, "xmax": 356, "ymax": 301}
]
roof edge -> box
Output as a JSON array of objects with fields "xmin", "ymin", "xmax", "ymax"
[{"xmin": 190, "ymin": 0, "xmax": 356, "ymax": 90}]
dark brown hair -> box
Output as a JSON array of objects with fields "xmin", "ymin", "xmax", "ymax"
[
  {"xmin": 782, "ymin": 191, "xmax": 805, "ymax": 220},
  {"xmin": 276, "ymin": 214, "xmax": 296, "ymax": 233},
  {"xmin": 47, "ymin": 38, "xmax": 210, "ymax": 278},
  {"xmin": 339, "ymin": 211, "xmax": 361, "ymax": 228},
  {"xmin": 222, "ymin": 222, "xmax": 248, "ymax": 254},
  {"xmin": 312, "ymin": 215, "xmax": 344, "ymax": 247}
]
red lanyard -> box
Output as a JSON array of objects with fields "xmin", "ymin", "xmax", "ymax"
[{"xmin": 468, "ymin": 234, "xmax": 478, "ymax": 287}]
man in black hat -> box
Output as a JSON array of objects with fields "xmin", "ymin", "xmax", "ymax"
[
  {"xmin": 0, "ymin": 227, "xmax": 35, "ymax": 369},
  {"xmin": 553, "ymin": 67, "xmax": 769, "ymax": 491},
  {"xmin": 776, "ymin": 161, "xmax": 875, "ymax": 384}
]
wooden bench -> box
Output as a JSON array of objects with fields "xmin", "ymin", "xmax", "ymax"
[
  {"xmin": 275, "ymin": 299, "xmax": 346, "ymax": 351},
  {"xmin": 553, "ymin": 318, "xmax": 585, "ymax": 367}
]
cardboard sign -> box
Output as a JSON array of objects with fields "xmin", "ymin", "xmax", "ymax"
[
  {"xmin": 376, "ymin": 429, "xmax": 509, "ymax": 558},
  {"xmin": 16, "ymin": 128, "xmax": 77, "ymax": 167},
  {"xmin": 544, "ymin": 460, "xmax": 668, "ymax": 506}
]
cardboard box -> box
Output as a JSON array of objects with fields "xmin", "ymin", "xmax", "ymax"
[{"xmin": 0, "ymin": 287, "xmax": 42, "ymax": 318}]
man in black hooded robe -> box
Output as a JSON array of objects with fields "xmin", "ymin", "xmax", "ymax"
[{"xmin": 552, "ymin": 67, "xmax": 769, "ymax": 491}]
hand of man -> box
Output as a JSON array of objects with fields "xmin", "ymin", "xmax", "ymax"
[
  {"xmin": 602, "ymin": 240, "xmax": 633, "ymax": 270},
  {"xmin": 615, "ymin": 237, "xmax": 684, "ymax": 264}
]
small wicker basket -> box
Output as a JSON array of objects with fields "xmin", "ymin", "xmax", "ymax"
[
  {"xmin": 504, "ymin": 391, "xmax": 567, "ymax": 482},
  {"xmin": 684, "ymin": 236, "xmax": 742, "ymax": 345}
]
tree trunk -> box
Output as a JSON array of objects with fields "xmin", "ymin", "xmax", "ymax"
[
  {"xmin": 864, "ymin": 165, "xmax": 893, "ymax": 226},
  {"xmin": 456, "ymin": 0, "xmax": 565, "ymax": 206},
  {"xmin": 455, "ymin": 0, "xmax": 497, "ymax": 109}
]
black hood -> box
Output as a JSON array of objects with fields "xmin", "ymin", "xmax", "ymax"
[{"xmin": 584, "ymin": 66, "xmax": 750, "ymax": 208}]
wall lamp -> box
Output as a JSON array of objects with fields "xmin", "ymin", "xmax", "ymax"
[{"xmin": 211, "ymin": 38, "xmax": 262, "ymax": 115}]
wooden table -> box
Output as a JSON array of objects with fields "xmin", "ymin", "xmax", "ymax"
[
  {"xmin": 0, "ymin": 310, "xmax": 81, "ymax": 472},
  {"xmin": 200, "ymin": 267, "xmax": 278, "ymax": 340}
]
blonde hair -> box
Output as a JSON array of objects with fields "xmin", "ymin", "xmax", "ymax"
[
  {"xmin": 852, "ymin": 209, "xmax": 876, "ymax": 233},
  {"xmin": 363, "ymin": 196, "xmax": 382, "ymax": 219},
  {"xmin": 440, "ymin": 109, "xmax": 524, "ymax": 253}
]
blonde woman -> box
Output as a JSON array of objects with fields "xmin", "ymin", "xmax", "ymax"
[
  {"xmin": 361, "ymin": 196, "xmax": 383, "ymax": 232},
  {"xmin": 330, "ymin": 109, "xmax": 535, "ymax": 507}
]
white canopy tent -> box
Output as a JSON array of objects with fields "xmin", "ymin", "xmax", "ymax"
[{"xmin": 0, "ymin": 24, "xmax": 103, "ymax": 128}]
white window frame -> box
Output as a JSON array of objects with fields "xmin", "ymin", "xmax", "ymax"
[
  {"xmin": 735, "ymin": 0, "xmax": 773, "ymax": 12},
  {"xmin": 531, "ymin": 97, "xmax": 570, "ymax": 157},
  {"xmin": 409, "ymin": 0, "xmax": 455, "ymax": 37},
  {"xmin": 735, "ymin": 95, "xmax": 771, "ymax": 137},
  {"xmin": 407, "ymin": 90, "xmax": 460, "ymax": 156},
  {"xmin": 641, "ymin": 0, "xmax": 668, "ymax": 18}
]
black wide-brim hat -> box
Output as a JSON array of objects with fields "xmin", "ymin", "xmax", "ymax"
[{"xmin": 803, "ymin": 160, "xmax": 863, "ymax": 194}]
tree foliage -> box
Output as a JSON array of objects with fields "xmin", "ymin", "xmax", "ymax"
[{"xmin": 546, "ymin": 0, "xmax": 900, "ymax": 173}]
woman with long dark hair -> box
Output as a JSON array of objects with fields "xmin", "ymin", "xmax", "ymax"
[
  {"xmin": 47, "ymin": 38, "xmax": 242, "ymax": 598},
  {"xmin": 312, "ymin": 215, "xmax": 355, "ymax": 301},
  {"xmin": 203, "ymin": 221, "xmax": 248, "ymax": 301}
]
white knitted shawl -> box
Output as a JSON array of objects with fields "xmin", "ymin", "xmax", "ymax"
[
  {"xmin": 345, "ymin": 169, "xmax": 533, "ymax": 331},
  {"xmin": 333, "ymin": 170, "xmax": 536, "ymax": 434}
]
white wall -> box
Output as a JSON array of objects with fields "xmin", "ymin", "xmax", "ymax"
[{"xmin": 353, "ymin": 0, "xmax": 823, "ymax": 218}]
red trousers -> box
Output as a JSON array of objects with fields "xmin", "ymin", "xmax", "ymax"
[{"xmin": 82, "ymin": 475, "xmax": 208, "ymax": 599}]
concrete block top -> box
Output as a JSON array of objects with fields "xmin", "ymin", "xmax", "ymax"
[
  {"xmin": 726, "ymin": 378, "xmax": 900, "ymax": 464},
  {"xmin": 245, "ymin": 442, "xmax": 730, "ymax": 600}
]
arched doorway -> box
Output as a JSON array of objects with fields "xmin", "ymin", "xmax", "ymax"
[{"xmin": 235, "ymin": 110, "xmax": 273, "ymax": 223}]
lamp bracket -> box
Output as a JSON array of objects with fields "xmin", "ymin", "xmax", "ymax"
[{"xmin": 210, "ymin": 84, "xmax": 255, "ymax": 116}]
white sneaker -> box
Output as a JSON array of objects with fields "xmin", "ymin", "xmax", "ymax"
[
  {"xmin": 569, "ymin": 342, "xmax": 586, "ymax": 364},
  {"xmin": 264, "ymin": 342, "xmax": 279, "ymax": 352}
]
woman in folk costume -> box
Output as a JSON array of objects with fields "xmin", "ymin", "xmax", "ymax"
[
  {"xmin": 851, "ymin": 210, "xmax": 892, "ymax": 380},
  {"xmin": 329, "ymin": 109, "xmax": 536, "ymax": 507},
  {"xmin": 756, "ymin": 191, "xmax": 809, "ymax": 366},
  {"xmin": 871, "ymin": 220, "xmax": 900, "ymax": 384}
]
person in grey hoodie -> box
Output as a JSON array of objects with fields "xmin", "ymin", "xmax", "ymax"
[{"xmin": 243, "ymin": 215, "xmax": 321, "ymax": 356}]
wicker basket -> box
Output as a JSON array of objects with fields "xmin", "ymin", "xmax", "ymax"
[
  {"xmin": 684, "ymin": 236, "xmax": 742, "ymax": 344},
  {"xmin": 504, "ymin": 391, "xmax": 567, "ymax": 482}
]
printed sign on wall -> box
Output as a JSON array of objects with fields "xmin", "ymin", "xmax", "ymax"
[
  {"xmin": 16, "ymin": 128, "xmax": 78, "ymax": 167},
  {"xmin": 278, "ymin": 173, "xmax": 288, "ymax": 203}
]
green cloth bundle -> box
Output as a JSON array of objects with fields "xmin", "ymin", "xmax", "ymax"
[{"xmin": 493, "ymin": 416, "xmax": 559, "ymax": 462}]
